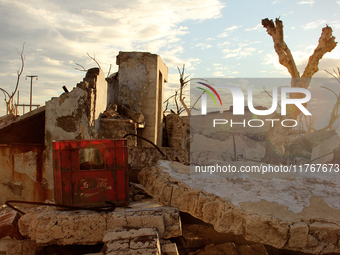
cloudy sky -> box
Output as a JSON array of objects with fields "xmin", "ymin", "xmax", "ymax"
[{"xmin": 0, "ymin": 0, "xmax": 339, "ymax": 116}]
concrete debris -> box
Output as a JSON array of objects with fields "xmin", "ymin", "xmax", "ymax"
[
  {"xmin": 139, "ymin": 160, "xmax": 340, "ymax": 254},
  {"xmin": 175, "ymin": 229, "xmax": 206, "ymax": 252},
  {"xmin": 129, "ymin": 182, "xmax": 149, "ymax": 202},
  {"xmin": 175, "ymin": 222, "xmax": 253, "ymax": 254},
  {"xmin": 19, "ymin": 199, "xmax": 181, "ymax": 245},
  {"xmin": 160, "ymin": 239, "xmax": 179, "ymax": 255},
  {"xmin": 0, "ymin": 211, "xmax": 22, "ymax": 240},
  {"xmin": 102, "ymin": 103, "xmax": 120, "ymax": 119},
  {"xmin": 103, "ymin": 228, "xmax": 161, "ymax": 255},
  {"xmin": 120, "ymin": 105, "xmax": 144, "ymax": 124},
  {"xmin": 0, "ymin": 239, "xmax": 39, "ymax": 255},
  {"xmin": 102, "ymin": 228, "xmax": 179, "ymax": 255}
]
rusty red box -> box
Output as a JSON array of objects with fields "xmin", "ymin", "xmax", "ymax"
[{"xmin": 53, "ymin": 139, "xmax": 129, "ymax": 207}]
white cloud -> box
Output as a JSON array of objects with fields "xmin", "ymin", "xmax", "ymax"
[
  {"xmin": 218, "ymin": 25, "xmax": 241, "ymax": 37},
  {"xmin": 302, "ymin": 19, "xmax": 327, "ymax": 30},
  {"xmin": 43, "ymin": 57, "xmax": 63, "ymax": 66},
  {"xmin": 224, "ymin": 25, "xmax": 241, "ymax": 31},
  {"xmin": 218, "ymin": 32, "xmax": 229, "ymax": 38},
  {"xmin": 214, "ymin": 65, "xmax": 229, "ymax": 70},
  {"xmin": 213, "ymin": 71, "xmax": 225, "ymax": 77},
  {"xmin": 0, "ymin": 0, "xmax": 225, "ymax": 115},
  {"xmin": 185, "ymin": 58, "xmax": 202, "ymax": 70},
  {"xmin": 195, "ymin": 43, "xmax": 213, "ymax": 49},
  {"xmin": 222, "ymin": 47, "xmax": 256, "ymax": 59},
  {"xmin": 298, "ymin": 0, "xmax": 315, "ymax": 5},
  {"xmin": 262, "ymin": 52, "xmax": 289, "ymax": 75},
  {"xmin": 217, "ymin": 41, "xmax": 230, "ymax": 47},
  {"xmin": 338, "ymin": 0, "xmax": 340, "ymax": 6},
  {"xmin": 330, "ymin": 20, "xmax": 340, "ymax": 29},
  {"xmin": 245, "ymin": 23, "xmax": 263, "ymax": 31}
]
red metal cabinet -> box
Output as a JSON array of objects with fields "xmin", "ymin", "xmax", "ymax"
[{"xmin": 53, "ymin": 139, "xmax": 129, "ymax": 207}]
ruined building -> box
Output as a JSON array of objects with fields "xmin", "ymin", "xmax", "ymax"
[
  {"xmin": 1, "ymin": 52, "xmax": 340, "ymax": 255},
  {"xmin": 0, "ymin": 51, "xmax": 169, "ymax": 204}
]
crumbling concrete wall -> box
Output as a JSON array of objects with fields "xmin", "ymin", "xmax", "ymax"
[
  {"xmin": 44, "ymin": 87, "xmax": 92, "ymax": 189},
  {"xmin": 89, "ymin": 68, "xmax": 108, "ymax": 132},
  {"xmin": 116, "ymin": 52, "xmax": 168, "ymax": 147},
  {"xmin": 44, "ymin": 68, "xmax": 108, "ymax": 189},
  {"xmin": 0, "ymin": 144, "xmax": 53, "ymax": 204}
]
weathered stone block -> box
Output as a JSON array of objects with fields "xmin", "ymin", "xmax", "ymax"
[
  {"xmin": 309, "ymin": 222, "xmax": 339, "ymax": 245},
  {"xmin": 244, "ymin": 215, "xmax": 288, "ymax": 249},
  {"xmin": 2, "ymin": 240, "xmax": 39, "ymax": 255},
  {"xmin": 104, "ymin": 228, "xmax": 161, "ymax": 255},
  {"xmin": 160, "ymin": 239, "xmax": 179, "ymax": 255},
  {"xmin": 19, "ymin": 199, "xmax": 181, "ymax": 245},
  {"xmin": 288, "ymin": 222, "xmax": 308, "ymax": 248}
]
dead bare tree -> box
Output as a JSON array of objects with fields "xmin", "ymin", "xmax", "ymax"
[
  {"xmin": 317, "ymin": 68, "xmax": 340, "ymax": 132},
  {"xmin": 261, "ymin": 18, "xmax": 337, "ymax": 163},
  {"xmin": 262, "ymin": 18, "xmax": 337, "ymax": 118},
  {"xmin": 74, "ymin": 52, "xmax": 113, "ymax": 78},
  {"xmin": 0, "ymin": 43, "xmax": 26, "ymax": 115},
  {"xmin": 177, "ymin": 65, "xmax": 191, "ymax": 116}
]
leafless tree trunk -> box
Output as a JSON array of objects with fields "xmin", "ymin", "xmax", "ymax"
[
  {"xmin": 0, "ymin": 43, "xmax": 26, "ymax": 115},
  {"xmin": 261, "ymin": 18, "xmax": 337, "ymax": 163},
  {"xmin": 178, "ymin": 65, "xmax": 191, "ymax": 116}
]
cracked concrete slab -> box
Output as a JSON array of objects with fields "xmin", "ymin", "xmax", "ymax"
[{"xmin": 138, "ymin": 160, "xmax": 340, "ymax": 254}]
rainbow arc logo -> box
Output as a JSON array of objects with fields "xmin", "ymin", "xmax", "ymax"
[{"xmin": 196, "ymin": 82, "xmax": 222, "ymax": 114}]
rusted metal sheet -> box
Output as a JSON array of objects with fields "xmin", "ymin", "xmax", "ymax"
[{"xmin": 53, "ymin": 139, "xmax": 129, "ymax": 207}]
